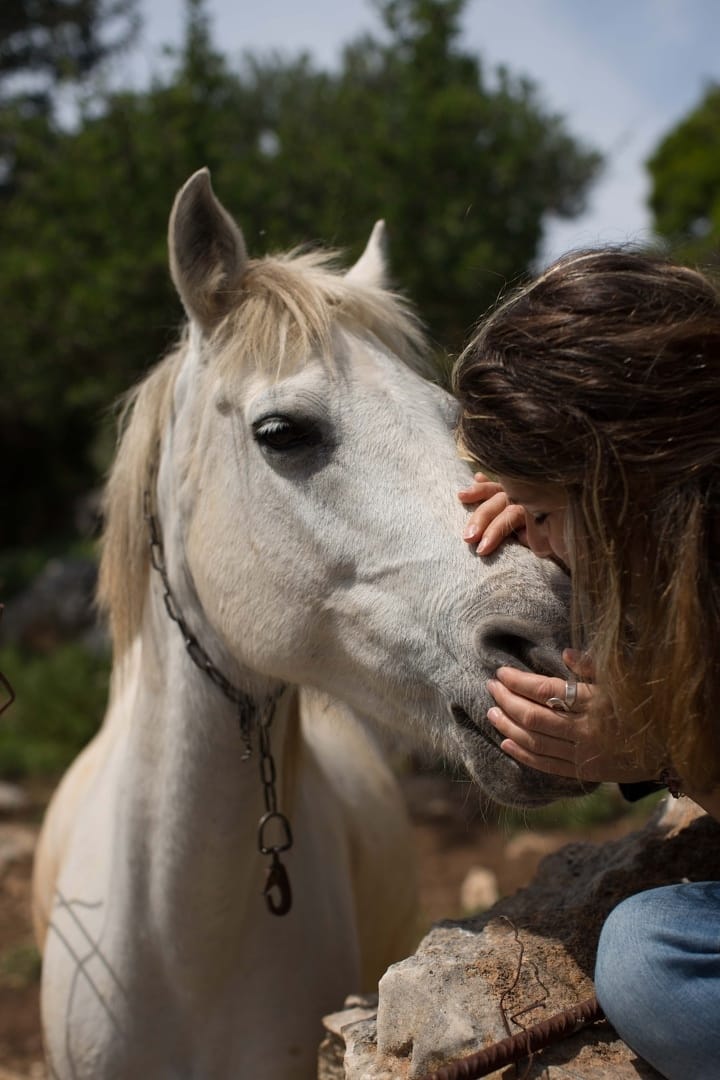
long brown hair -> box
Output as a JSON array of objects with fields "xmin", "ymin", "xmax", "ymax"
[{"xmin": 453, "ymin": 248, "xmax": 720, "ymax": 790}]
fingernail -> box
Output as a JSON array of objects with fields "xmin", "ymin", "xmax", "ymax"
[
  {"xmin": 487, "ymin": 678, "xmax": 498, "ymax": 696},
  {"xmin": 488, "ymin": 707, "xmax": 501, "ymax": 723},
  {"xmin": 476, "ymin": 538, "xmax": 488, "ymax": 553},
  {"xmin": 463, "ymin": 523, "xmax": 479, "ymax": 540}
]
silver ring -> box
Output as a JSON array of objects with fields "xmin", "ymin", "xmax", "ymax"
[
  {"xmin": 565, "ymin": 674, "xmax": 578, "ymax": 710},
  {"xmin": 545, "ymin": 674, "xmax": 578, "ymax": 713},
  {"xmin": 545, "ymin": 695, "xmax": 569, "ymax": 712}
]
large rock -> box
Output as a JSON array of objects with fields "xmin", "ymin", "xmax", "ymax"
[{"xmin": 321, "ymin": 797, "xmax": 720, "ymax": 1078}]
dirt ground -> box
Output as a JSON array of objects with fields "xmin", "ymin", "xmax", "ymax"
[{"xmin": 0, "ymin": 774, "xmax": 650, "ymax": 1078}]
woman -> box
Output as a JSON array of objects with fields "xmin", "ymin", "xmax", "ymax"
[{"xmin": 453, "ymin": 248, "xmax": 720, "ymax": 1079}]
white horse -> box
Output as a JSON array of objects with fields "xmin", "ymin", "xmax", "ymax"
[{"xmin": 33, "ymin": 169, "xmax": 582, "ymax": 1079}]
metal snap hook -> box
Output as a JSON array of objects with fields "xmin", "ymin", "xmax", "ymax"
[{"xmin": 263, "ymin": 853, "xmax": 293, "ymax": 916}]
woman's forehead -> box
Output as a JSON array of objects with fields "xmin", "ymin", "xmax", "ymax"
[{"xmin": 496, "ymin": 476, "xmax": 567, "ymax": 508}]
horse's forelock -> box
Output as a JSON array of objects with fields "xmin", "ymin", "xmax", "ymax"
[{"xmin": 212, "ymin": 249, "xmax": 428, "ymax": 379}]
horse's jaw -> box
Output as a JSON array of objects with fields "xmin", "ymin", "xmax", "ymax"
[
  {"xmin": 448, "ymin": 703, "xmax": 596, "ymax": 807},
  {"xmin": 451, "ymin": 566, "xmax": 596, "ymax": 808}
]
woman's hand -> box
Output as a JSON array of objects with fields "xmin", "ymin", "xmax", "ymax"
[
  {"xmin": 487, "ymin": 650, "xmax": 655, "ymax": 784},
  {"xmin": 459, "ymin": 472, "xmax": 527, "ymax": 554}
]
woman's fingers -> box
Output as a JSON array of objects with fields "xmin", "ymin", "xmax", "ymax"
[
  {"xmin": 457, "ymin": 471, "xmax": 497, "ymax": 496},
  {"xmin": 487, "ymin": 666, "xmax": 591, "ymax": 774},
  {"xmin": 562, "ymin": 648, "xmax": 596, "ymax": 681},
  {"xmin": 458, "ymin": 472, "xmax": 527, "ymax": 555},
  {"xmin": 493, "ymin": 665, "xmax": 592, "ymax": 714},
  {"xmin": 488, "ymin": 678, "xmax": 578, "ymax": 746},
  {"xmin": 461, "ymin": 498, "xmax": 526, "ymax": 551},
  {"xmin": 488, "ymin": 705, "xmax": 575, "ymax": 759},
  {"xmin": 458, "ymin": 472, "xmax": 505, "ymax": 509},
  {"xmin": 489, "ymin": 730, "xmax": 580, "ymax": 778},
  {"xmin": 471, "ymin": 504, "xmax": 527, "ymax": 552}
]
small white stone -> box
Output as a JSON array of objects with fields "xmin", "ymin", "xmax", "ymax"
[
  {"xmin": 0, "ymin": 781, "xmax": 30, "ymax": 813},
  {"xmin": 0, "ymin": 824, "xmax": 37, "ymax": 874},
  {"xmin": 459, "ymin": 866, "xmax": 499, "ymax": 913}
]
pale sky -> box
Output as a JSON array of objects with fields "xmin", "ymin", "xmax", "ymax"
[{"xmin": 115, "ymin": 0, "xmax": 720, "ymax": 261}]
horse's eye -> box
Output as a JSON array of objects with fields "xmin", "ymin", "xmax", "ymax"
[{"xmin": 253, "ymin": 415, "xmax": 320, "ymax": 452}]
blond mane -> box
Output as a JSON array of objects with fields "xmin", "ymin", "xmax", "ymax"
[
  {"xmin": 97, "ymin": 350, "xmax": 180, "ymax": 658},
  {"xmin": 99, "ymin": 247, "xmax": 429, "ymax": 657}
]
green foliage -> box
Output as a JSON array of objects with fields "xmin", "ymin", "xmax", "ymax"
[
  {"xmin": 0, "ymin": 942, "xmax": 41, "ymax": 989},
  {"xmin": 647, "ymin": 82, "xmax": 720, "ymax": 266},
  {"xmin": 0, "ymin": 643, "xmax": 109, "ymax": 778},
  {"xmin": 0, "ymin": 0, "xmax": 140, "ymax": 88},
  {"xmin": 331, "ymin": 0, "xmax": 601, "ymax": 343},
  {"xmin": 497, "ymin": 782, "xmax": 663, "ymax": 833},
  {"xmin": 0, "ymin": 0, "xmax": 601, "ymax": 546}
]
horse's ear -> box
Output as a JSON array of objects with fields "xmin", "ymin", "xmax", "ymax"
[
  {"xmin": 345, "ymin": 220, "xmax": 388, "ymax": 288},
  {"xmin": 168, "ymin": 168, "xmax": 248, "ymax": 333}
]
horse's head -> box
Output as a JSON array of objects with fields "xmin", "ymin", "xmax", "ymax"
[{"xmin": 101, "ymin": 168, "xmax": 592, "ymax": 808}]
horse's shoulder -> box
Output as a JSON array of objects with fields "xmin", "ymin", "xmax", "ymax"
[
  {"xmin": 32, "ymin": 719, "xmax": 118, "ymax": 946},
  {"xmin": 299, "ymin": 691, "xmax": 401, "ymax": 806}
]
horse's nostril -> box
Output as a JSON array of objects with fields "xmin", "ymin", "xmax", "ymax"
[
  {"xmin": 475, "ymin": 617, "xmax": 566, "ymax": 677},
  {"xmin": 481, "ymin": 631, "xmax": 538, "ymax": 671}
]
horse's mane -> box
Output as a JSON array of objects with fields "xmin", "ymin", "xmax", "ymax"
[
  {"xmin": 99, "ymin": 247, "xmax": 429, "ymax": 657},
  {"xmin": 98, "ymin": 350, "xmax": 179, "ymax": 659}
]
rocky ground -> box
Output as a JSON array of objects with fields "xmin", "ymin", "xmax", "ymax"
[{"xmin": 0, "ymin": 774, "xmax": 651, "ymax": 1079}]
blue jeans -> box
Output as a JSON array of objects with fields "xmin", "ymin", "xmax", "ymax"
[{"xmin": 595, "ymin": 881, "xmax": 720, "ymax": 1079}]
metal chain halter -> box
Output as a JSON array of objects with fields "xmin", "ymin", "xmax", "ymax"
[{"xmin": 143, "ymin": 485, "xmax": 293, "ymax": 916}]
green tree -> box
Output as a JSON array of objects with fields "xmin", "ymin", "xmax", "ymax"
[
  {"xmin": 0, "ymin": 0, "xmax": 141, "ymax": 547},
  {"xmin": 0, "ymin": 0, "xmax": 601, "ymax": 548},
  {"xmin": 227, "ymin": 0, "xmax": 601, "ymax": 343},
  {"xmin": 344, "ymin": 0, "xmax": 601, "ymax": 340},
  {"xmin": 647, "ymin": 82, "xmax": 720, "ymax": 266},
  {"xmin": 0, "ymin": 0, "xmax": 140, "ymax": 200},
  {"xmin": 0, "ymin": 0, "xmax": 139, "ymax": 91}
]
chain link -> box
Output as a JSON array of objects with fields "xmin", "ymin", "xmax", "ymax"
[
  {"xmin": 258, "ymin": 708, "xmax": 294, "ymax": 916},
  {"xmin": 143, "ymin": 483, "xmax": 293, "ymax": 916}
]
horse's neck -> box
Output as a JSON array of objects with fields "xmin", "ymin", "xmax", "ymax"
[{"xmin": 118, "ymin": 610, "xmax": 298, "ymax": 954}]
